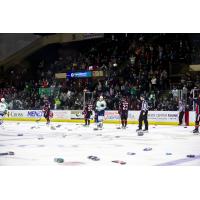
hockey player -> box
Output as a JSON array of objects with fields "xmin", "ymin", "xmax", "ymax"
[
  {"xmin": 0, "ymin": 98, "xmax": 8, "ymax": 126},
  {"xmin": 82, "ymin": 101, "xmax": 93, "ymax": 126},
  {"xmin": 192, "ymin": 94, "xmax": 200, "ymax": 133},
  {"xmin": 118, "ymin": 96, "xmax": 129, "ymax": 129},
  {"xmin": 42, "ymin": 100, "xmax": 52, "ymax": 125},
  {"xmin": 94, "ymin": 96, "xmax": 106, "ymax": 130},
  {"xmin": 136, "ymin": 94, "xmax": 149, "ymax": 132}
]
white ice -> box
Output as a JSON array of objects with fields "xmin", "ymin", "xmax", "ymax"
[{"xmin": 0, "ymin": 121, "xmax": 200, "ymax": 166}]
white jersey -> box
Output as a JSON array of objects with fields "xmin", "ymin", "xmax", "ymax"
[
  {"xmin": 96, "ymin": 100, "xmax": 106, "ymax": 111},
  {"xmin": 0, "ymin": 102, "xmax": 7, "ymax": 113}
]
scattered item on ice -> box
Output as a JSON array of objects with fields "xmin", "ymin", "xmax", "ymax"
[
  {"xmin": 0, "ymin": 151, "xmax": 15, "ymax": 156},
  {"xmin": 143, "ymin": 147, "xmax": 152, "ymax": 151},
  {"xmin": 138, "ymin": 131, "xmax": 144, "ymax": 136},
  {"xmin": 54, "ymin": 158, "xmax": 64, "ymax": 163},
  {"xmin": 88, "ymin": 156, "xmax": 100, "ymax": 161},
  {"xmin": 62, "ymin": 161, "xmax": 85, "ymax": 166},
  {"xmin": 112, "ymin": 160, "xmax": 126, "ymax": 165},
  {"xmin": 127, "ymin": 152, "xmax": 136, "ymax": 155},
  {"xmin": 38, "ymin": 136, "xmax": 44, "ymax": 140},
  {"xmin": 187, "ymin": 154, "xmax": 195, "ymax": 158},
  {"xmin": 50, "ymin": 126, "xmax": 56, "ymax": 130}
]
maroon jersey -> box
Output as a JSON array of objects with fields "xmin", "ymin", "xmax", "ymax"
[
  {"xmin": 83, "ymin": 103, "xmax": 93, "ymax": 115},
  {"xmin": 43, "ymin": 102, "xmax": 50, "ymax": 114},
  {"xmin": 119, "ymin": 100, "xmax": 129, "ymax": 114}
]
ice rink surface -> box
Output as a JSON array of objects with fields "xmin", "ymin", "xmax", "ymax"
[{"xmin": 0, "ymin": 121, "xmax": 200, "ymax": 166}]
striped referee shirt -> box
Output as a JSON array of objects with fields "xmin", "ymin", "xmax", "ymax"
[{"xmin": 141, "ymin": 100, "xmax": 148, "ymax": 111}]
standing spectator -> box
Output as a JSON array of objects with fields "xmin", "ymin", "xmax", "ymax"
[
  {"xmin": 171, "ymin": 86, "xmax": 179, "ymax": 100},
  {"xmin": 151, "ymin": 76, "xmax": 157, "ymax": 91},
  {"xmin": 182, "ymin": 85, "xmax": 188, "ymax": 100},
  {"xmin": 54, "ymin": 96, "xmax": 61, "ymax": 110},
  {"xmin": 161, "ymin": 69, "xmax": 168, "ymax": 90}
]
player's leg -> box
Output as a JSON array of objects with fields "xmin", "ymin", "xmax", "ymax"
[
  {"xmin": 86, "ymin": 113, "xmax": 91, "ymax": 126},
  {"xmin": 121, "ymin": 114, "xmax": 124, "ymax": 127},
  {"xmin": 0, "ymin": 113, "xmax": 4, "ymax": 126},
  {"xmin": 193, "ymin": 114, "xmax": 199, "ymax": 133},
  {"xmin": 136, "ymin": 112, "xmax": 143, "ymax": 131},
  {"xmin": 44, "ymin": 112, "xmax": 50, "ymax": 125},
  {"xmin": 47, "ymin": 110, "xmax": 51, "ymax": 124},
  {"xmin": 139, "ymin": 113, "xmax": 143, "ymax": 129},
  {"xmin": 47, "ymin": 116, "xmax": 50, "ymax": 124},
  {"xmin": 84, "ymin": 114, "xmax": 88, "ymax": 125},
  {"xmin": 86, "ymin": 113, "xmax": 89, "ymax": 126},
  {"xmin": 179, "ymin": 111, "xmax": 184, "ymax": 125},
  {"xmin": 94, "ymin": 111, "xmax": 99, "ymax": 129},
  {"xmin": 98, "ymin": 116, "xmax": 103, "ymax": 128},
  {"xmin": 97, "ymin": 110, "xmax": 105, "ymax": 129},
  {"xmin": 143, "ymin": 112, "xmax": 148, "ymax": 131},
  {"xmin": 124, "ymin": 112, "xmax": 128, "ymax": 128}
]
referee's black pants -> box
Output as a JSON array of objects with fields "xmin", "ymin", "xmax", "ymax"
[
  {"xmin": 139, "ymin": 111, "xmax": 148, "ymax": 130},
  {"xmin": 179, "ymin": 111, "xmax": 184, "ymax": 125}
]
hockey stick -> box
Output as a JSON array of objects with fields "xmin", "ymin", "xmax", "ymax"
[{"xmin": 0, "ymin": 151, "xmax": 14, "ymax": 156}]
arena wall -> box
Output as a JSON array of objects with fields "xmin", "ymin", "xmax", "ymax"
[{"xmin": 3, "ymin": 110, "xmax": 195, "ymax": 126}]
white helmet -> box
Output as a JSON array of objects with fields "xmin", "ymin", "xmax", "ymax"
[
  {"xmin": 1, "ymin": 98, "xmax": 5, "ymax": 103},
  {"xmin": 99, "ymin": 96, "xmax": 103, "ymax": 100}
]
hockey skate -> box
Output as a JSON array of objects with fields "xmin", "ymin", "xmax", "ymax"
[
  {"xmin": 136, "ymin": 128, "xmax": 142, "ymax": 132},
  {"xmin": 193, "ymin": 129, "xmax": 199, "ymax": 134},
  {"xmin": 143, "ymin": 129, "xmax": 148, "ymax": 133},
  {"xmin": 93, "ymin": 124, "xmax": 99, "ymax": 131}
]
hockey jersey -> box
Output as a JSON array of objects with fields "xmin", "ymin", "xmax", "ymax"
[
  {"xmin": 119, "ymin": 100, "xmax": 129, "ymax": 114},
  {"xmin": 141, "ymin": 100, "xmax": 149, "ymax": 111},
  {"xmin": 96, "ymin": 100, "xmax": 106, "ymax": 112},
  {"xmin": 0, "ymin": 102, "xmax": 8, "ymax": 115},
  {"xmin": 83, "ymin": 103, "xmax": 93, "ymax": 115}
]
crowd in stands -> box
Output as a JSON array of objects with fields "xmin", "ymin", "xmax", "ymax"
[{"xmin": 0, "ymin": 34, "xmax": 198, "ymax": 111}]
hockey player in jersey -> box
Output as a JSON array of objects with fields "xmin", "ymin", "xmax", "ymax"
[
  {"xmin": 118, "ymin": 96, "xmax": 129, "ymax": 129},
  {"xmin": 42, "ymin": 100, "xmax": 52, "ymax": 125},
  {"xmin": 192, "ymin": 94, "xmax": 200, "ymax": 133},
  {"xmin": 136, "ymin": 95, "xmax": 149, "ymax": 132},
  {"xmin": 82, "ymin": 101, "xmax": 93, "ymax": 126},
  {"xmin": 95, "ymin": 96, "xmax": 106, "ymax": 130},
  {"xmin": 0, "ymin": 98, "xmax": 8, "ymax": 126}
]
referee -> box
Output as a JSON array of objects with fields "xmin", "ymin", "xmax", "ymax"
[{"xmin": 136, "ymin": 94, "xmax": 149, "ymax": 132}]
